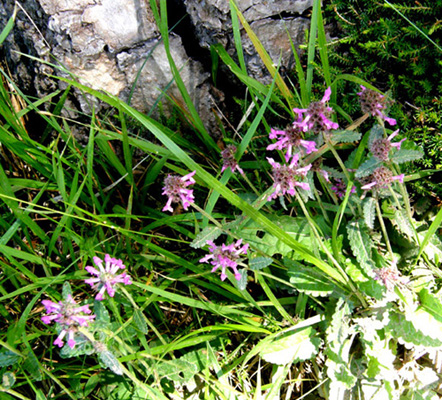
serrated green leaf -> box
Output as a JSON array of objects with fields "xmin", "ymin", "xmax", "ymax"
[
  {"xmin": 240, "ymin": 216, "xmax": 311, "ymax": 258},
  {"xmin": 157, "ymin": 358, "xmax": 198, "ymax": 383},
  {"xmin": 368, "ymin": 125, "xmax": 383, "ymax": 148},
  {"xmin": 355, "ymin": 156, "xmax": 382, "ymax": 178},
  {"xmin": 59, "ymin": 335, "xmax": 95, "ymax": 358},
  {"xmin": 286, "ymin": 259, "xmax": 339, "ymax": 297},
  {"xmin": 23, "ymin": 350, "xmax": 42, "ymax": 381},
  {"xmin": 419, "ymin": 289, "xmax": 442, "ymax": 323},
  {"xmin": 326, "ymin": 299, "xmax": 357, "ymax": 389},
  {"xmin": 62, "ymin": 281, "xmax": 73, "ymax": 299},
  {"xmin": 388, "ymin": 312, "xmax": 442, "ymax": 348},
  {"xmin": 391, "ymin": 148, "xmax": 423, "ymax": 164},
  {"xmin": 362, "ymin": 197, "xmax": 376, "ymax": 229},
  {"xmin": 347, "ymin": 219, "xmax": 374, "ymax": 275},
  {"xmin": 2, "ymin": 372, "xmax": 15, "ymax": 389},
  {"xmin": 249, "ymin": 256, "xmax": 273, "ymax": 271},
  {"xmin": 189, "ymin": 226, "xmax": 222, "ymax": 248},
  {"xmin": 0, "ymin": 351, "xmax": 21, "ymax": 368},
  {"xmin": 331, "ymin": 130, "xmax": 362, "ymax": 144},
  {"xmin": 235, "ymin": 269, "xmax": 248, "ymax": 291},
  {"xmin": 94, "ymin": 300, "xmax": 110, "ymax": 325},
  {"xmin": 98, "ymin": 350, "xmax": 123, "ymax": 375},
  {"xmin": 260, "ymin": 327, "xmax": 321, "ymax": 365},
  {"xmin": 133, "ymin": 309, "xmax": 148, "ymax": 334},
  {"xmin": 345, "ymin": 261, "xmax": 385, "ymax": 299}
]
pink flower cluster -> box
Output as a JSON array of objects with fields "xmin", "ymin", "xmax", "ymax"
[
  {"xmin": 370, "ymin": 129, "xmax": 405, "ymax": 161},
  {"xmin": 85, "ymin": 254, "xmax": 132, "ymax": 301},
  {"xmin": 41, "ymin": 295, "xmax": 95, "ymax": 349},
  {"xmin": 221, "ymin": 145, "xmax": 244, "ymax": 175},
  {"xmin": 267, "ymin": 154, "xmax": 311, "ymax": 201},
  {"xmin": 293, "ymin": 87, "xmax": 339, "ymax": 133},
  {"xmin": 357, "ymin": 86, "xmax": 396, "ymax": 126},
  {"xmin": 361, "ymin": 166, "xmax": 404, "ymax": 191},
  {"xmin": 267, "ymin": 125, "xmax": 317, "ymax": 162},
  {"xmin": 200, "ymin": 239, "xmax": 249, "ymax": 281},
  {"xmin": 162, "ymin": 171, "xmax": 196, "ymax": 213}
]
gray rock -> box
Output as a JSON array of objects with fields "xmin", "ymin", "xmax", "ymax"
[
  {"xmin": 2, "ymin": 0, "xmax": 313, "ymax": 138},
  {"xmin": 184, "ymin": 0, "xmax": 313, "ymax": 82}
]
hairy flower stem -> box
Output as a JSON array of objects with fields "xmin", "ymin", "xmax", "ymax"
[
  {"xmin": 241, "ymin": 171, "xmax": 262, "ymax": 198},
  {"xmin": 374, "ymin": 196, "xmax": 394, "ymax": 260},
  {"xmin": 326, "ymin": 138, "xmax": 351, "ymax": 182},
  {"xmin": 313, "ymin": 184, "xmax": 332, "ymax": 225},
  {"xmin": 325, "ymin": 138, "xmax": 361, "ymax": 216},
  {"xmin": 294, "ymin": 191, "xmax": 367, "ymax": 307}
]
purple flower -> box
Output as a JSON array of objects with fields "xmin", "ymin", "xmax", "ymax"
[
  {"xmin": 267, "ymin": 124, "xmax": 317, "ymax": 162},
  {"xmin": 370, "ymin": 129, "xmax": 406, "ymax": 161},
  {"xmin": 41, "ymin": 295, "xmax": 95, "ymax": 349},
  {"xmin": 293, "ymin": 87, "xmax": 339, "ymax": 133},
  {"xmin": 374, "ymin": 261, "xmax": 408, "ymax": 292},
  {"xmin": 85, "ymin": 254, "xmax": 132, "ymax": 301},
  {"xmin": 357, "ymin": 86, "xmax": 396, "ymax": 126},
  {"xmin": 267, "ymin": 153, "xmax": 311, "ymax": 201},
  {"xmin": 200, "ymin": 239, "xmax": 249, "ymax": 281},
  {"xmin": 162, "ymin": 171, "xmax": 196, "ymax": 213},
  {"xmin": 221, "ymin": 145, "xmax": 244, "ymax": 175},
  {"xmin": 361, "ymin": 166, "xmax": 404, "ymax": 190},
  {"xmin": 331, "ymin": 178, "xmax": 356, "ymax": 198}
]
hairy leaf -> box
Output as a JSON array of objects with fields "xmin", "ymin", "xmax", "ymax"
[
  {"xmin": 388, "ymin": 312, "xmax": 442, "ymax": 349},
  {"xmin": 0, "ymin": 351, "xmax": 21, "ymax": 368},
  {"xmin": 133, "ymin": 309, "xmax": 148, "ymax": 334},
  {"xmin": 346, "ymin": 219, "xmax": 374, "ymax": 275},
  {"xmin": 355, "ymin": 156, "xmax": 382, "ymax": 178},
  {"xmin": 249, "ymin": 256, "xmax": 273, "ymax": 271},
  {"xmin": 98, "ymin": 349, "xmax": 123, "ymax": 375},
  {"xmin": 331, "ymin": 130, "xmax": 362, "ymax": 144},
  {"xmin": 260, "ymin": 326, "xmax": 321, "ymax": 365},
  {"xmin": 189, "ymin": 226, "xmax": 222, "ymax": 248},
  {"xmin": 391, "ymin": 148, "xmax": 423, "ymax": 164},
  {"xmin": 362, "ymin": 197, "xmax": 376, "ymax": 229}
]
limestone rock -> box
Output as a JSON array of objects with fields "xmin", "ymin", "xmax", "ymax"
[
  {"xmin": 1, "ymin": 0, "xmax": 313, "ymax": 138},
  {"xmin": 184, "ymin": 0, "xmax": 313, "ymax": 82}
]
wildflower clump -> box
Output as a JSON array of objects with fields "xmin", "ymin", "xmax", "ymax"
[
  {"xmin": 370, "ymin": 129, "xmax": 406, "ymax": 161},
  {"xmin": 162, "ymin": 171, "xmax": 196, "ymax": 212},
  {"xmin": 357, "ymin": 85, "xmax": 396, "ymax": 126},
  {"xmin": 41, "ymin": 295, "xmax": 95, "ymax": 349},
  {"xmin": 267, "ymin": 153, "xmax": 311, "ymax": 201},
  {"xmin": 361, "ymin": 166, "xmax": 404, "ymax": 191},
  {"xmin": 85, "ymin": 254, "xmax": 132, "ymax": 301},
  {"xmin": 221, "ymin": 145, "xmax": 244, "ymax": 174},
  {"xmin": 200, "ymin": 239, "xmax": 249, "ymax": 281},
  {"xmin": 293, "ymin": 87, "xmax": 339, "ymax": 133},
  {"xmin": 267, "ymin": 125, "xmax": 317, "ymax": 162}
]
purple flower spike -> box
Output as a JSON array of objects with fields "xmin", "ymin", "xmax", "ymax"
[
  {"xmin": 361, "ymin": 167, "xmax": 405, "ymax": 191},
  {"xmin": 41, "ymin": 295, "xmax": 95, "ymax": 349},
  {"xmin": 331, "ymin": 178, "xmax": 356, "ymax": 198},
  {"xmin": 267, "ymin": 125, "xmax": 317, "ymax": 162},
  {"xmin": 221, "ymin": 145, "xmax": 244, "ymax": 175},
  {"xmin": 200, "ymin": 239, "xmax": 249, "ymax": 281},
  {"xmin": 267, "ymin": 154, "xmax": 311, "ymax": 201},
  {"xmin": 370, "ymin": 129, "xmax": 406, "ymax": 161},
  {"xmin": 162, "ymin": 171, "xmax": 196, "ymax": 213},
  {"xmin": 293, "ymin": 87, "xmax": 339, "ymax": 134},
  {"xmin": 85, "ymin": 254, "xmax": 132, "ymax": 301},
  {"xmin": 357, "ymin": 86, "xmax": 397, "ymax": 126}
]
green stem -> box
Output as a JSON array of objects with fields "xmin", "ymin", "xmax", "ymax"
[
  {"xmin": 294, "ymin": 191, "xmax": 367, "ymax": 307},
  {"xmin": 374, "ymin": 196, "xmax": 394, "ymax": 260}
]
